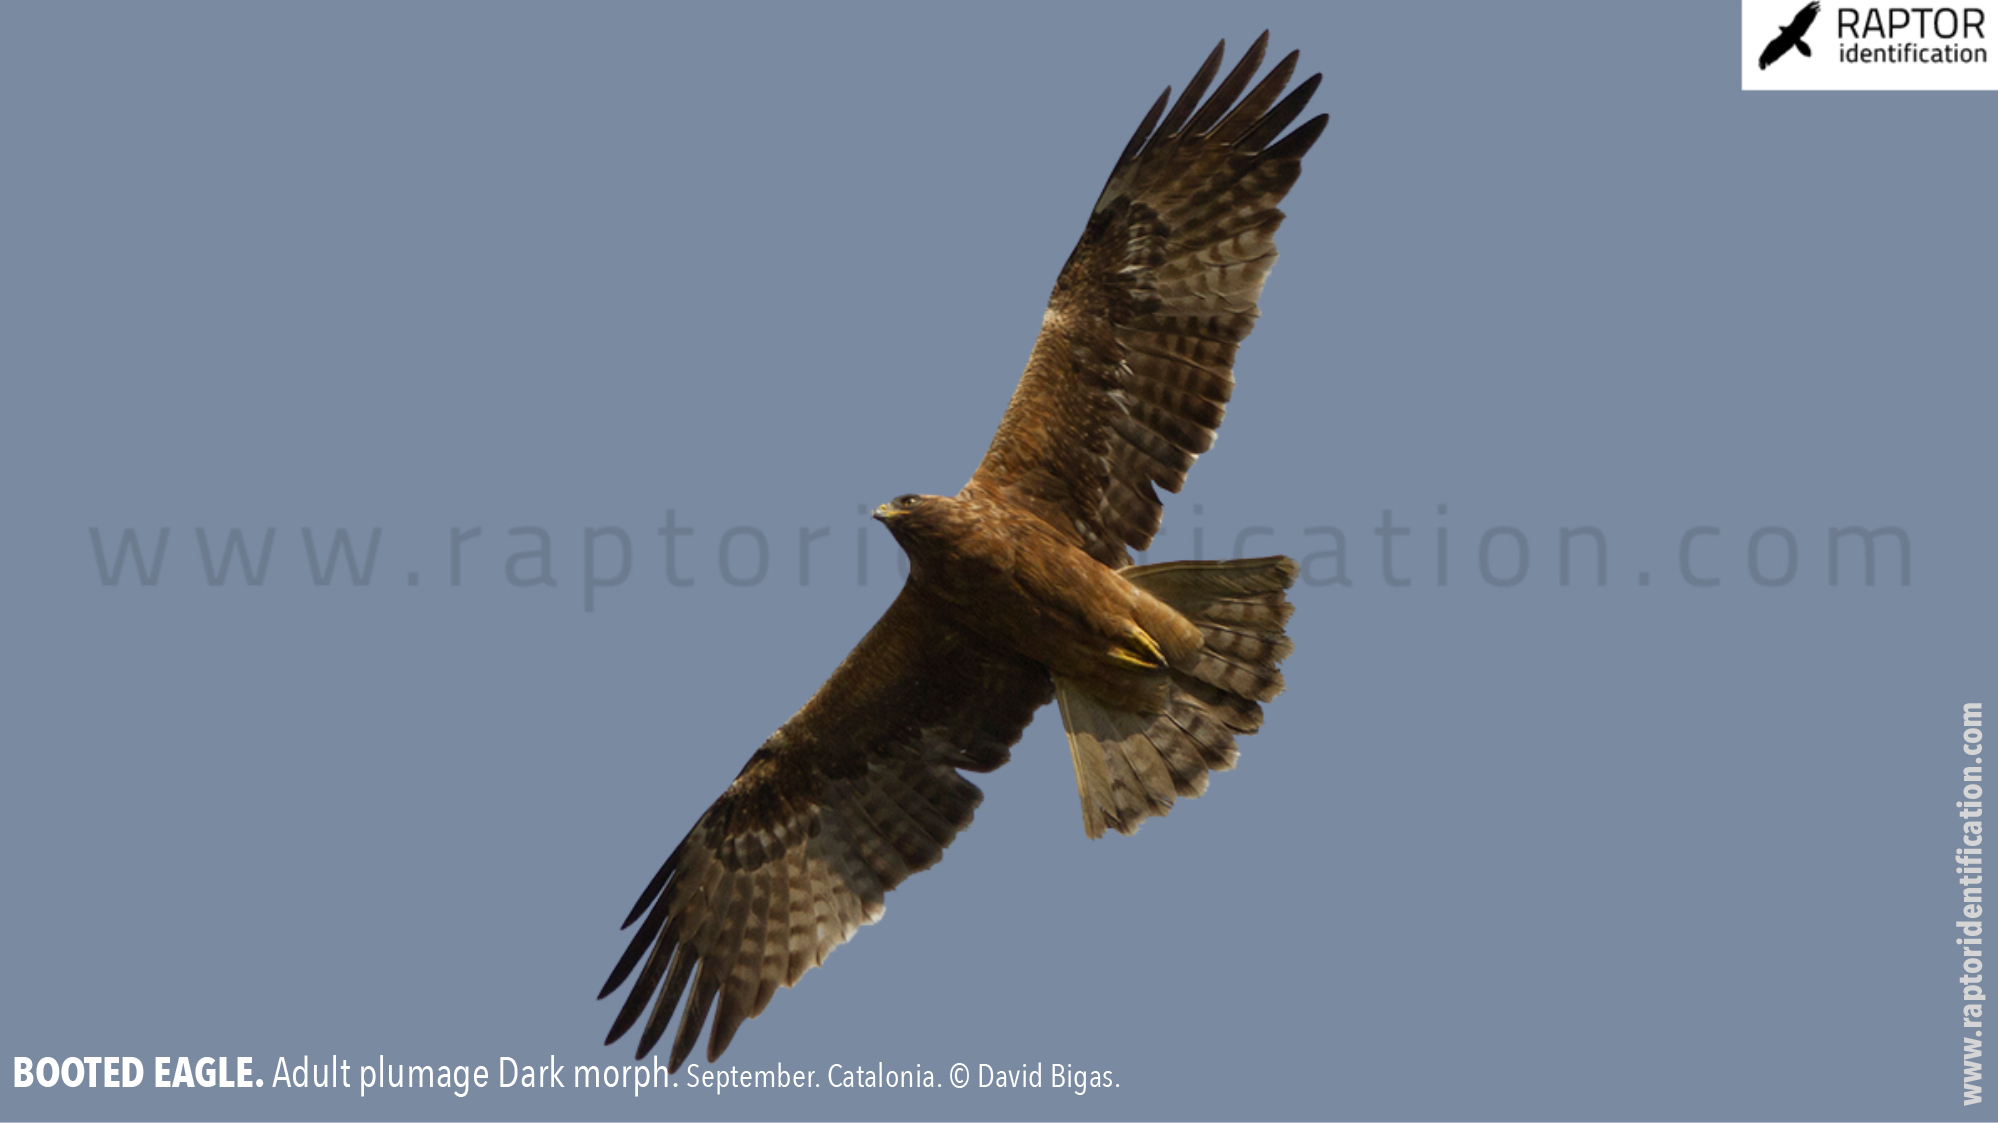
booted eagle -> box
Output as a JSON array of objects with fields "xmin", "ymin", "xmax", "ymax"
[{"xmin": 601, "ymin": 33, "xmax": 1325, "ymax": 1071}]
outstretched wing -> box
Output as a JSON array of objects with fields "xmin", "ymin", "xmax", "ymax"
[
  {"xmin": 1794, "ymin": 1, "xmax": 1820, "ymax": 35},
  {"xmin": 599, "ymin": 589, "xmax": 1052, "ymax": 1070},
  {"xmin": 970, "ymin": 33, "xmax": 1326, "ymax": 567}
]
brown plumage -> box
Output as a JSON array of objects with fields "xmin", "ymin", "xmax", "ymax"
[{"xmin": 601, "ymin": 33, "xmax": 1325, "ymax": 1071}]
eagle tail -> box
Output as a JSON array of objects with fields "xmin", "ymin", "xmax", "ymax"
[
  {"xmin": 1796, "ymin": 40, "xmax": 1812, "ymax": 57},
  {"xmin": 1054, "ymin": 556, "xmax": 1297, "ymax": 839}
]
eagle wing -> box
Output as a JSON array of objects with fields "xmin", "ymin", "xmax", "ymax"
[
  {"xmin": 599, "ymin": 588, "xmax": 1052, "ymax": 1070},
  {"xmin": 970, "ymin": 34, "xmax": 1327, "ymax": 567}
]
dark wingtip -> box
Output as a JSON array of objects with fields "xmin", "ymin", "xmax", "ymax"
[
  {"xmin": 604, "ymin": 1003, "xmax": 635, "ymax": 1045},
  {"xmin": 599, "ymin": 916, "xmax": 656, "ymax": 999},
  {"xmin": 1186, "ymin": 30, "xmax": 1271, "ymax": 139},
  {"xmin": 637, "ymin": 1013, "xmax": 670, "ymax": 1063},
  {"xmin": 621, "ymin": 842, "xmax": 685, "ymax": 929},
  {"xmin": 1268, "ymin": 112, "xmax": 1330, "ymax": 163},
  {"xmin": 604, "ymin": 979, "xmax": 648, "ymax": 1044},
  {"xmin": 1243, "ymin": 72, "xmax": 1324, "ymax": 154},
  {"xmin": 1152, "ymin": 38, "xmax": 1227, "ymax": 142},
  {"xmin": 1117, "ymin": 87, "xmax": 1171, "ymax": 169}
]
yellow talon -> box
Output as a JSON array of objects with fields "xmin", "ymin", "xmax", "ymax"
[{"xmin": 1107, "ymin": 625, "xmax": 1168, "ymax": 670}]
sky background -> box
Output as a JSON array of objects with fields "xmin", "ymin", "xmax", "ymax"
[{"xmin": 2, "ymin": 3, "xmax": 1991, "ymax": 1120}]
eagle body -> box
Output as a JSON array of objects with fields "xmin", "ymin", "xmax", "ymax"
[
  {"xmin": 878, "ymin": 488, "xmax": 1203, "ymax": 714},
  {"xmin": 600, "ymin": 34, "xmax": 1326, "ymax": 1072}
]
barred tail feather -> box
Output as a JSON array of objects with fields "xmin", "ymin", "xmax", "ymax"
[{"xmin": 1056, "ymin": 555, "xmax": 1297, "ymax": 838}]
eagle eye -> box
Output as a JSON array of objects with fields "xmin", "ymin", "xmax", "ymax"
[{"xmin": 897, "ymin": 494, "xmax": 920, "ymax": 508}]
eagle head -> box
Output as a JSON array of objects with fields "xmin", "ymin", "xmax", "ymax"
[
  {"xmin": 872, "ymin": 492, "xmax": 960, "ymax": 565},
  {"xmin": 872, "ymin": 493, "xmax": 931, "ymax": 523}
]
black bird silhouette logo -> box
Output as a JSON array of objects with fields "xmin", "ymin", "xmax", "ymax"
[{"xmin": 1760, "ymin": 1, "xmax": 1820, "ymax": 69}]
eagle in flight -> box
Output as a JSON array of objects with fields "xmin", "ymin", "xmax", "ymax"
[{"xmin": 600, "ymin": 33, "xmax": 1325, "ymax": 1071}]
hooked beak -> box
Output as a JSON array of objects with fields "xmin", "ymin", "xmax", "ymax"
[{"xmin": 872, "ymin": 503, "xmax": 896, "ymax": 523}]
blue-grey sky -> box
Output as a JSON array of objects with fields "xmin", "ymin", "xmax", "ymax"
[{"xmin": 2, "ymin": 3, "xmax": 1991, "ymax": 1120}]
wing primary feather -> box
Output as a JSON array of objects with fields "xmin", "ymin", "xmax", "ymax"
[
  {"xmin": 1148, "ymin": 39, "xmax": 1226, "ymax": 148},
  {"xmin": 606, "ymin": 921, "xmax": 679, "ymax": 1045},
  {"xmin": 709, "ymin": 968, "xmax": 755, "ymax": 1061},
  {"xmin": 673, "ymin": 961, "xmax": 724, "ymax": 1070},
  {"xmin": 637, "ymin": 846, "xmax": 740, "ymax": 1059},
  {"xmin": 715, "ymin": 851, "xmax": 775, "ymax": 1056},
  {"xmin": 1257, "ymin": 111, "xmax": 1329, "ymax": 165},
  {"xmin": 710, "ymin": 969, "xmax": 750, "ymax": 1067},
  {"xmin": 620, "ymin": 837, "xmax": 687, "ymax": 929},
  {"xmin": 1183, "ymin": 30, "xmax": 1268, "ymax": 138},
  {"xmin": 1212, "ymin": 50, "xmax": 1299, "ymax": 144},
  {"xmin": 1114, "ymin": 88, "xmax": 1172, "ymax": 173},
  {"xmin": 706, "ymin": 920, "xmax": 760, "ymax": 1065},
  {"xmin": 1239, "ymin": 74, "xmax": 1324, "ymax": 154},
  {"xmin": 637, "ymin": 943, "xmax": 698, "ymax": 1059},
  {"xmin": 599, "ymin": 894, "xmax": 678, "ymax": 1000},
  {"xmin": 750, "ymin": 833, "xmax": 791, "ymax": 1016}
]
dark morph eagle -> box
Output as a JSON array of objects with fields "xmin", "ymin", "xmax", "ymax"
[
  {"xmin": 1759, "ymin": 1, "xmax": 1820, "ymax": 69},
  {"xmin": 600, "ymin": 34, "xmax": 1325, "ymax": 1071}
]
